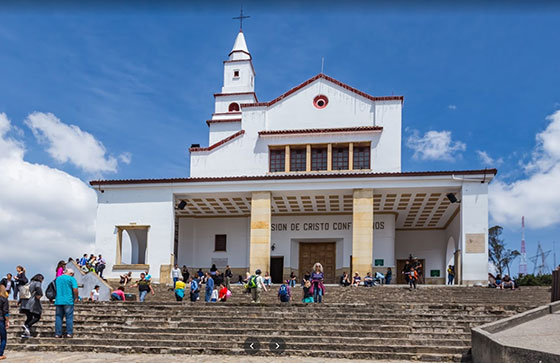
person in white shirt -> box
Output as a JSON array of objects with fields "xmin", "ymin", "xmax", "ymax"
[
  {"xmin": 249, "ymin": 269, "xmax": 267, "ymax": 303},
  {"xmin": 171, "ymin": 264, "xmax": 181, "ymax": 288},
  {"xmin": 90, "ymin": 285, "xmax": 100, "ymax": 301}
]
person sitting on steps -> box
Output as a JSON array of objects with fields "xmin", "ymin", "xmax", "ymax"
[
  {"xmin": 340, "ymin": 272, "xmax": 351, "ymax": 287},
  {"xmin": 363, "ymin": 272, "xmax": 373, "ymax": 287},
  {"xmin": 351, "ymin": 272, "xmax": 361, "ymax": 287},
  {"xmin": 263, "ymin": 272, "xmax": 272, "ymax": 287}
]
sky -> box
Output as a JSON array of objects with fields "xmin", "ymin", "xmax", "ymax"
[{"xmin": 1, "ymin": 2, "xmax": 560, "ymax": 280}]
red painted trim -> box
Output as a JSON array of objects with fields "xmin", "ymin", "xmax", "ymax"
[
  {"xmin": 214, "ymin": 92, "xmax": 258, "ymax": 102},
  {"xmin": 206, "ymin": 118, "xmax": 242, "ymax": 126},
  {"xmin": 90, "ymin": 169, "xmax": 498, "ymax": 186},
  {"xmin": 240, "ymin": 73, "xmax": 404, "ymax": 109},
  {"xmin": 212, "ymin": 112, "xmax": 242, "ymax": 116},
  {"xmin": 188, "ymin": 130, "xmax": 245, "ymax": 152},
  {"xmin": 258, "ymin": 126, "xmax": 383, "ymax": 136},
  {"xmin": 224, "ymin": 59, "xmax": 257, "ymax": 76}
]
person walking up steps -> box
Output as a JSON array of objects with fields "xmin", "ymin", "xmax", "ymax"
[
  {"xmin": 204, "ymin": 272, "xmax": 214, "ymax": 302},
  {"xmin": 54, "ymin": 269, "xmax": 78, "ymax": 338},
  {"xmin": 189, "ymin": 277, "xmax": 200, "ymax": 302},
  {"xmin": 248, "ymin": 269, "xmax": 267, "ymax": 303},
  {"xmin": 171, "ymin": 264, "xmax": 181, "ymax": 288},
  {"xmin": 174, "ymin": 277, "xmax": 186, "ymax": 301},
  {"xmin": 13, "ymin": 266, "xmax": 27, "ymax": 301},
  {"xmin": 20, "ymin": 274, "xmax": 44, "ymax": 338},
  {"xmin": 0, "ymin": 284, "xmax": 10, "ymax": 360},
  {"xmin": 131, "ymin": 273, "xmax": 154, "ymax": 302}
]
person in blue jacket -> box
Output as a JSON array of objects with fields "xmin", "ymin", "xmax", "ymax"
[{"xmin": 204, "ymin": 272, "xmax": 214, "ymax": 302}]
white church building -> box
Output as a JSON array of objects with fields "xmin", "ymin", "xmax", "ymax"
[{"xmin": 91, "ymin": 31, "xmax": 495, "ymax": 285}]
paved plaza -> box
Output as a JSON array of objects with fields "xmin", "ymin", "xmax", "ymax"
[{"xmin": 493, "ymin": 310, "xmax": 560, "ymax": 355}]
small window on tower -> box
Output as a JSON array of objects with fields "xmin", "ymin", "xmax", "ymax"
[
  {"xmin": 233, "ymin": 70, "xmax": 240, "ymax": 78},
  {"xmin": 228, "ymin": 103, "xmax": 240, "ymax": 112}
]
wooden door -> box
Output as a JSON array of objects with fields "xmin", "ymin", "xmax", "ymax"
[
  {"xmin": 270, "ymin": 256, "xmax": 284, "ymax": 284},
  {"xmin": 299, "ymin": 242, "xmax": 336, "ymax": 283}
]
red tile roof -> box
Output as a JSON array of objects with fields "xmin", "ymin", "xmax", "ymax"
[
  {"xmin": 189, "ymin": 130, "xmax": 245, "ymax": 152},
  {"xmin": 259, "ymin": 126, "xmax": 383, "ymax": 136},
  {"xmin": 206, "ymin": 118, "xmax": 242, "ymax": 126},
  {"xmin": 240, "ymin": 73, "xmax": 404, "ymax": 109},
  {"xmin": 90, "ymin": 169, "xmax": 497, "ymax": 186}
]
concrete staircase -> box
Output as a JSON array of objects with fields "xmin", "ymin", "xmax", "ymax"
[{"xmin": 6, "ymin": 286, "xmax": 550, "ymax": 362}]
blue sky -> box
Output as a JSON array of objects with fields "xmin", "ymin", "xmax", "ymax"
[{"xmin": 1, "ymin": 3, "xmax": 559, "ymax": 278}]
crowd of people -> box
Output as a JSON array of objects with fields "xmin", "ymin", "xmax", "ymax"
[
  {"xmin": 75, "ymin": 254, "xmax": 106, "ymax": 279},
  {"xmin": 0, "ymin": 261, "xmax": 80, "ymax": 360}
]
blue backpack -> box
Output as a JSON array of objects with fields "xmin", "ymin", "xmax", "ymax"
[{"xmin": 278, "ymin": 284, "xmax": 289, "ymax": 301}]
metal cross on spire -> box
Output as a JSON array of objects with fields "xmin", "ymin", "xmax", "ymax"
[{"xmin": 233, "ymin": 5, "xmax": 250, "ymax": 31}]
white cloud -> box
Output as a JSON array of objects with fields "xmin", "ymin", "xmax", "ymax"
[
  {"xmin": 490, "ymin": 110, "xmax": 560, "ymax": 228},
  {"xmin": 448, "ymin": 104, "xmax": 457, "ymax": 110},
  {"xmin": 0, "ymin": 113, "xmax": 96, "ymax": 279},
  {"xmin": 24, "ymin": 112, "xmax": 118, "ymax": 174},
  {"xmin": 476, "ymin": 150, "xmax": 503, "ymax": 166},
  {"xmin": 406, "ymin": 129, "xmax": 466, "ymax": 161},
  {"xmin": 119, "ymin": 152, "xmax": 132, "ymax": 165}
]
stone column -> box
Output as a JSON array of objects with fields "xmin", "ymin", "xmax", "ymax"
[
  {"xmin": 352, "ymin": 188, "xmax": 374, "ymax": 277},
  {"xmin": 249, "ymin": 191, "xmax": 271, "ymax": 274}
]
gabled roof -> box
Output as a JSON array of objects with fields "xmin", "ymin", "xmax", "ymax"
[{"xmin": 240, "ymin": 73, "xmax": 404, "ymax": 109}]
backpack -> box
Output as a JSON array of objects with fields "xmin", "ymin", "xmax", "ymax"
[
  {"xmin": 248, "ymin": 275, "xmax": 258, "ymax": 288},
  {"xmin": 278, "ymin": 284, "xmax": 289, "ymax": 301},
  {"xmin": 19, "ymin": 284, "xmax": 31, "ymax": 299},
  {"xmin": 46, "ymin": 280, "xmax": 57, "ymax": 301}
]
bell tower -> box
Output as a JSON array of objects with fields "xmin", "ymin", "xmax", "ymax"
[{"xmin": 214, "ymin": 31, "xmax": 257, "ymax": 114}]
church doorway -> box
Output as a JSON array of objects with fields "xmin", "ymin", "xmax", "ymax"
[
  {"xmin": 299, "ymin": 242, "xmax": 336, "ymax": 283},
  {"xmin": 270, "ymin": 256, "xmax": 284, "ymax": 283}
]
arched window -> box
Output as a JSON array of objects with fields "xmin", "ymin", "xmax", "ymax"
[{"xmin": 228, "ymin": 102, "xmax": 240, "ymax": 112}]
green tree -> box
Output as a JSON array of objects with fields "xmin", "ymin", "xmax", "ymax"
[{"xmin": 488, "ymin": 225, "xmax": 520, "ymax": 276}]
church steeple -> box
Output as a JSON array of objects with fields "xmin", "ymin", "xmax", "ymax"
[{"xmin": 220, "ymin": 30, "xmax": 256, "ymax": 95}]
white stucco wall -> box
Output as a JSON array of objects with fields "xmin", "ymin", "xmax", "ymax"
[
  {"xmin": 460, "ymin": 181, "xmax": 489, "ymax": 284},
  {"xmin": 190, "ymin": 78, "xmax": 402, "ymax": 178},
  {"xmin": 395, "ymin": 229, "xmax": 446, "ymax": 279},
  {"xmin": 94, "ymin": 187, "xmax": 174, "ymax": 281},
  {"xmin": 177, "ymin": 217, "xmax": 249, "ymax": 269},
  {"xmin": 373, "ymin": 214, "xmax": 396, "ymax": 268},
  {"xmin": 208, "ymin": 121, "xmax": 242, "ymax": 144}
]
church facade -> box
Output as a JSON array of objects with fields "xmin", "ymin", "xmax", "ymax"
[{"xmin": 91, "ymin": 31, "xmax": 495, "ymax": 285}]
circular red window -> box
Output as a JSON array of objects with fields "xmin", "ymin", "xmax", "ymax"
[{"xmin": 313, "ymin": 95, "xmax": 329, "ymax": 109}]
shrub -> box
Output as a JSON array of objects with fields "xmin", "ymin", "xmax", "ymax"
[{"xmin": 515, "ymin": 274, "xmax": 552, "ymax": 286}]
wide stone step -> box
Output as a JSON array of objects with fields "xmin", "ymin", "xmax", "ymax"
[
  {"xmin": 7, "ymin": 342, "xmax": 468, "ymax": 361},
  {"xmin": 10, "ymin": 337, "xmax": 469, "ymax": 354},
  {"xmin": 6, "ymin": 326, "xmax": 472, "ymax": 339}
]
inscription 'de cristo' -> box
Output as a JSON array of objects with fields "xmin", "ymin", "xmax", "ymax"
[{"xmin": 271, "ymin": 221, "xmax": 385, "ymax": 232}]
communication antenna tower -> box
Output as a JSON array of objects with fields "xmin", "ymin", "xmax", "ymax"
[
  {"xmin": 519, "ymin": 216, "xmax": 527, "ymax": 275},
  {"xmin": 529, "ymin": 242, "xmax": 551, "ymax": 275}
]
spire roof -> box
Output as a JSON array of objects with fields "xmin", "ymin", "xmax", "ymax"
[{"xmin": 230, "ymin": 31, "xmax": 250, "ymax": 55}]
